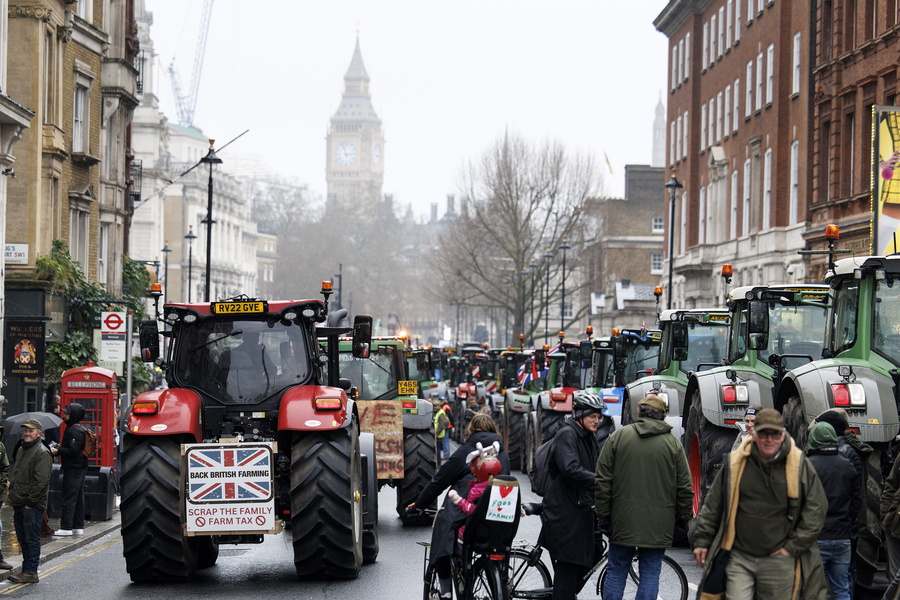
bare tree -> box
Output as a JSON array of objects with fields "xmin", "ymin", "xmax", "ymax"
[{"xmin": 431, "ymin": 133, "xmax": 603, "ymax": 346}]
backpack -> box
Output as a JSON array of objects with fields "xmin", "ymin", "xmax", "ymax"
[
  {"xmin": 528, "ymin": 437, "xmax": 557, "ymax": 496},
  {"xmin": 80, "ymin": 426, "xmax": 97, "ymax": 458}
]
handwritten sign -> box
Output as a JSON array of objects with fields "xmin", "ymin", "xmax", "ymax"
[
  {"xmin": 357, "ymin": 399, "xmax": 404, "ymax": 480},
  {"xmin": 486, "ymin": 481, "xmax": 519, "ymax": 522}
]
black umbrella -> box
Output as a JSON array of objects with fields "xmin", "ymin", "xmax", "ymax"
[{"xmin": 3, "ymin": 411, "xmax": 63, "ymax": 434}]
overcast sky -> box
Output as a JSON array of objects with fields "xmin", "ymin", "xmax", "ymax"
[{"xmin": 144, "ymin": 0, "xmax": 671, "ymax": 219}]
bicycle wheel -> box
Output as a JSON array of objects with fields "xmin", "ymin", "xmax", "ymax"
[
  {"xmin": 597, "ymin": 554, "xmax": 688, "ymax": 600},
  {"xmin": 508, "ymin": 548, "xmax": 553, "ymax": 599},
  {"xmin": 471, "ymin": 556, "xmax": 505, "ymax": 600},
  {"xmin": 424, "ymin": 563, "xmax": 443, "ymax": 600}
]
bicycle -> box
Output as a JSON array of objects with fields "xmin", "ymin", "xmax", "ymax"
[
  {"xmin": 419, "ymin": 475, "xmax": 523, "ymax": 600},
  {"xmin": 507, "ymin": 503, "xmax": 689, "ymax": 600}
]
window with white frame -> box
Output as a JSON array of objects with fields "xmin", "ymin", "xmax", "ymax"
[
  {"xmin": 670, "ymin": 121, "xmax": 676, "ymax": 164},
  {"xmin": 710, "ymin": 14, "xmax": 717, "ymax": 64},
  {"xmin": 680, "ymin": 191, "xmax": 687, "ymax": 253},
  {"xmin": 747, "ymin": 0, "xmax": 754, "ymax": 23},
  {"xmin": 699, "ymin": 186, "xmax": 707, "ymax": 244},
  {"xmin": 792, "ymin": 32, "xmax": 801, "ymax": 95},
  {"xmin": 676, "ymin": 115, "xmax": 683, "ymax": 160},
  {"xmin": 735, "ymin": 0, "xmax": 742, "ymax": 41},
  {"xmin": 757, "ymin": 0, "xmax": 764, "ymax": 14},
  {"xmin": 743, "ymin": 158, "xmax": 751, "ymax": 235},
  {"xmin": 76, "ymin": 0, "xmax": 92, "ymax": 21},
  {"xmin": 731, "ymin": 170, "xmax": 739, "ymax": 238},
  {"xmin": 706, "ymin": 182, "xmax": 714, "ymax": 244},
  {"xmin": 685, "ymin": 33, "xmax": 691, "ymax": 79},
  {"xmin": 652, "ymin": 216, "xmax": 665, "ymax": 233},
  {"xmin": 651, "ymin": 253, "xmax": 664, "ymax": 274},
  {"xmin": 73, "ymin": 84, "xmax": 88, "ymax": 152},
  {"xmin": 763, "ymin": 148, "xmax": 772, "ymax": 230},
  {"xmin": 790, "ymin": 140, "xmax": 799, "ymax": 224},
  {"xmin": 70, "ymin": 206, "xmax": 89, "ymax": 267},
  {"xmin": 716, "ymin": 91, "xmax": 724, "ymax": 142},
  {"xmin": 756, "ymin": 52, "xmax": 764, "ymax": 111},
  {"xmin": 726, "ymin": 0, "xmax": 734, "ymax": 47},
  {"xmin": 745, "ymin": 61, "xmax": 753, "ymax": 117},
  {"xmin": 683, "ymin": 110, "xmax": 689, "ymax": 158},
  {"xmin": 718, "ymin": 7, "xmax": 725, "ymax": 58},
  {"xmin": 98, "ymin": 223, "xmax": 110, "ymax": 284},
  {"xmin": 672, "ymin": 46, "xmax": 678, "ymax": 89},
  {"xmin": 703, "ymin": 22, "xmax": 710, "ymax": 68},
  {"xmin": 708, "ymin": 99, "xmax": 715, "ymax": 147},
  {"xmin": 766, "ymin": 43, "xmax": 774, "ymax": 104},
  {"xmin": 724, "ymin": 85, "xmax": 732, "ymax": 136},
  {"xmin": 733, "ymin": 78, "xmax": 740, "ymax": 131},
  {"xmin": 701, "ymin": 103, "xmax": 707, "ymax": 150},
  {"xmin": 679, "ymin": 38, "xmax": 685, "ymax": 83}
]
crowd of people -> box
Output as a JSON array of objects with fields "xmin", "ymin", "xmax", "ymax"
[{"xmin": 422, "ymin": 390, "xmax": 893, "ymax": 600}]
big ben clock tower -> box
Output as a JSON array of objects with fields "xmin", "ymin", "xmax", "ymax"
[{"xmin": 326, "ymin": 37, "xmax": 384, "ymax": 220}]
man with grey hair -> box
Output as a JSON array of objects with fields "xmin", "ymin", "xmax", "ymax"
[{"xmin": 595, "ymin": 395, "xmax": 693, "ymax": 600}]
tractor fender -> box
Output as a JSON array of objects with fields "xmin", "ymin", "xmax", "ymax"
[
  {"xmin": 689, "ymin": 369, "xmax": 732, "ymax": 428},
  {"xmin": 278, "ymin": 385, "xmax": 351, "ymax": 431},
  {"xmin": 127, "ymin": 388, "xmax": 203, "ymax": 441},
  {"xmin": 402, "ymin": 398, "xmax": 433, "ymax": 430},
  {"xmin": 506, "ymin": 389, "xmax": 534, "ymax": 413}
]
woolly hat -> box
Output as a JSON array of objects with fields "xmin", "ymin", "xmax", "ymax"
[
  {"xmin": 807, "ymin": 421, "xmax": 839, "ymax": 451},
  {"xmin": 638, "ymin": 395, "xmax": 667, "ymax": 413},
  {"xmin": 815, "ymin": 408, "xmax": 849, "ymax": 437}
]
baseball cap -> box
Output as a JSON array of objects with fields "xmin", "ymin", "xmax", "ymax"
[
  {"xmin": 753, "ymin": 408, "xmax": 785, "ymax": 433},
  {"xmin": 21, "ymin": 418, "xmax": 43, "ymax": 432}
]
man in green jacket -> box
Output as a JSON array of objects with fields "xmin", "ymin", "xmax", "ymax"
[
  {"xmin": 692, "ymin": 408, "xmax": 828, "ymax": 600},
  {"xmin": 595, "ymin": 394, "xmax": 693, "ymax": 600},
  {"xmin": 8, "ymin": 419, "xmax": 52, "ymax": 584}
]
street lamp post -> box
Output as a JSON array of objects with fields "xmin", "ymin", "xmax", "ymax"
[
  {"xmin": 200, "ymin": 139, "xmax": 223, "ymax": 302},
  {"xmin": 559, "ymin": 240, "xmax": 571, "ymax": 333},
  {"xmin": 529, "ymin": 260, "xmax": 538, "ymax": 346},
  {"xmin": 161, "ymin": 242, "xmax": 172, "ymax": 300},
  {"xmin": 664, "ymin": 174, "xmax": 683, "ymax": 310},
  {"xmin": 544, "ymin": 248, "xmax": 553, "ymax": 343},
  {"xmin": 185, "ymin": 226, "xmax": 197, "ymax": 302}
]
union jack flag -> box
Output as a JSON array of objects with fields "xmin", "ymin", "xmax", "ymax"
[{"xmin": 188, "ymin": 447, "xmax": 272, "ymax": 502}]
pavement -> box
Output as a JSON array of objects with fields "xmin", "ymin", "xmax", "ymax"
[{"xmin": 0, "ymin": 502, "xmax": 121, "ymax": 579}]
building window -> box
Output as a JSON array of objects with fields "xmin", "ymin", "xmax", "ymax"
[
  {"xmin": 670, "ymin": 121, "xmax": 676, "ymax": 164},
  {"xmin": 710, "ymin": 14, "xmax": 718, "ymax": 64},
  {"xmin": 703, "ymin": 22, "xmax": 710, "ymax": 68},
  {"xmin": 716, "ymin": 91, "xmax": 724, "ymax": 142},
  {"xmin": 672, "ymin": 45, "xmax": 678, "ymax": 89},
  {"xmin": 680, "ymin": 190, "xmax": 687, "ymax": 254},
  {"xmin": 699, "ymin": 186, "xmax": 707, "ymax": 244},
  {"xmin": 718, "ymin": 6, "xmax": 725, "ymax": 58},
  {"xmin": 652, "ymin": 216, "xmax": 665, "ymax": 233},
  {"xmin": 683, "ymin": 110, "xmax": 689, "ymax": 158},
  {"xmin": 755, "ymin": 52, "xmax": 764, "ymax": 111},
  {"xmin": 733, "ymin": 78, "xmax": 740, "ymax": 131},
  {"xmin": 731, "ymin": 170, "xmax": 739, "ymax": 238},
  {"xmin": 792, "ymin": 33, "xmax": 801, "ymax": 95},
  {"xmin": 70, "ymin": 207, "xmax": 89, "ymax": 267},
  {"xmin": 73, "ymin": 84, "xmax": 88, "ymax": 152},
  {"xmin": 743, "ymin": 158, "xmax": 752, "ymax": 235},
  {"xmin": 76, "ymin": 0, "xmax": 91, "ymax": 21},
  {"xmin": 98, "ymin": 223, "xmax": 109, "ymax": 285},
  {"xmin": 676, "ymin": 115, "xmax": 683, "ymax": 160},
  {"xmin": 766, "ymin": 44, "xmax": 774, "ymax": 104},
  {"xmin": 735, "ymin": 0, "xmax": 742, "ymax": 41},
  {"xmin": 678, "ymin": 38, "xmax": 685, "ymax": 83},
  {"xmin": 745, "ymin": 61, "xmax": 753, "ymax": 117},
  {"xmin": 726, "ymin": 0, "xmax": 734, "ymax": 47},
  {"xmin": 790, "ymin": 140, "xmax": 799, "ymax": 225},
  {"xmin": 844, "ymin": 112, "xmax": 855, "ymax": 196},
  {"xmin": 708, "ymin": 99, "xmax": 715, "ymax": 147},
  {"xmin": 701, "ymin": 103, "xmax": 707, "ymax": 150},
  {"xmin": 651, "ymin": 253, "xmax": 664, "ymax": 274},
  {"xmin": 685, "ymin": 32, "xmax": 691, "ymax": 78},
  {"xmin": 747, "ymin": 0, "xmax": 754, "ymax": 23},
  {"xmin": 763, "ymin": 148, "xmax": 772, "ymax": 230},
  {"xmin": 724, "ymin": 86, "xmax": 732, "ymax": 136},
  {"xmin": 707, "ymin": 183, "xmax": 714, "ymax": 244}
]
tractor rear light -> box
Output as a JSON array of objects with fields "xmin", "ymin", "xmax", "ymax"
[
  {"xmin": 846, "ymin": 427, "xmax": 860, "ymax": 435},
  {"xmin": 402, "ymin": 399, "xmax": 417, "ymax": 410},
  {"xmin": 831, "ymin": 383, "xmax": 865, "ymax": 407},
  {"xmin": 550, "ymin": 392, "xmax": 567, "ymax": 401},
  {"xmin": 459, "ymin": 391, "xmax": 468, "ymax": 399},
  {"xmin": 725, "ymin": 418, "xmax": 742, "ymax": 424},
  {"xmin": 489, "ymin": 554, "xmax": 505, "ymax": 560},
  {"xmin": 425, "ymin": 382, "xmax": 437, "ymax": 388},
  {"xmin": 315, "ymin": 397, "xmax": 342, "ymax": 411},
  {"xmin": 132, "ymin": 401, "xmax": 159, "ymax": 415},
  {"xmin": 603, "ymin": 395, "xmax": 619, "ymax": 403},
  {"xmin": 722, "ymin": 384, "xmax": 749, "ymax": 404}
]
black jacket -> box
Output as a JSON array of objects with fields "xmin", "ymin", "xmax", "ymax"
[
  {"xmin": 540, "ymin": 418, "xmax": 601, "ymax": 567},
  {"xmin": 58, "ymin": 403, "xmax": 89, "ymax": 470},
  {"xmin": 414, "ymin": 431, "xmax": 510, "ymax": 565},
  {"xmin": 808, "ymin": 446, "xmax": 860, "ymax": 540}
]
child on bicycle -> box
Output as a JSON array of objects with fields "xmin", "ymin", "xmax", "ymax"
[{"xmin": 448, "ymin": 441, "xmax": 502, "ymax": 540}]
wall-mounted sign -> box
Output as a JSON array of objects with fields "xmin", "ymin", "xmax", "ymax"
[
  {"xmin": 5, "ymin": 321, "xmax": 45, "ymax": 377},
  {"xmin": 4, "ymin": 244, "xmax": 27, "ymax": 265}
]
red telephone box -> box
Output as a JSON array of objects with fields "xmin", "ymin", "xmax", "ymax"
[{"xmin": 59, "ymin": 361, "xmax": 118, "ymax": 468}]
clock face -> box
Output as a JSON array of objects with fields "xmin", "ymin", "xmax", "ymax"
[
  {"xmin": 373, "ymin": 144, "xmax": 382, "ymax": 167},
  {"xmin": 336, "ymin": 142, "xmax": 357, "ymax": 166}
]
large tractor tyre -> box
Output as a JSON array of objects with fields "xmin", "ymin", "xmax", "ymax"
[
  {"xmin": 506, "ymin": 411, "xmax": 525, "ymax": 472},
  {"xmin": 855, "ymin": 447, "xmax": 887, "ymax": 589},
  {"xmin": 522, "ymin": 414, "xmax": 536, "ymax": 474},
  {"xmin": 782, "ymin": 396, "xmax": 809, "ymax": 450},
  {"xmin": 596, "ymin": 416, "xmax": 614, "ymax": 453},
  {"xmin": 363, "ymin": 522, "xmax": 379, "ymax": 565},
  {"xmin": 120, "ymin": 434, "xmax": 198, "ymax": 583},
  {"xmin": 291, "ymin": 423, "xmax": 363, "ymax": 579},
  {"xmin": 621, "ymin": 395, "xmax": 635, "ymax": 426},
  {"xmin": 685, "ymin": 392, "xmax": 736, "ymax": 517},
  {"xmin": 538, "ymin": 406, "xmax": 566, "ymax": 445},
  {"xmin": 360, "ymin": 432, "xmax": 379, "ymax": 565},
  {"xmin": 196, "ymin": 536, "xmax": 219, "ymax": 569},
  {"xmin": 397, "ymin": 428, "xmax": 438, "ymax": 526}
]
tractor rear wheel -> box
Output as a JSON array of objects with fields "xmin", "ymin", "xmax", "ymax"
[
  {"xmin": 538, "ymin": 405, "xmax": 565, "ymax": 444},
  {"xmin": 291, "ymin": 422, "xmax": 363, "ymax": 579},
  {"xmin": 506, "ymin": 411, "xmax": 525, "ymax": 471},
  {"xmin": 397, "ymin": 428, "xmax": 438, "ymax": 525},
  {"xmin": 684, "ymin": 391, "xmax": 736, "ymax": 516},
  {"xmin": 121, "ymin": 435, "xmax": 198, "ymax": 582}
]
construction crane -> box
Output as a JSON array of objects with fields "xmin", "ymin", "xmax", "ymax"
[{"xmin": 168, "ymin": 0, "xmax": 214, "ymax": 127}]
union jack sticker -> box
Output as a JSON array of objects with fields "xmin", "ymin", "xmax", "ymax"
[{"xmin": 186, "ymin": 444, "xmax": 273, "ymax": 503}]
